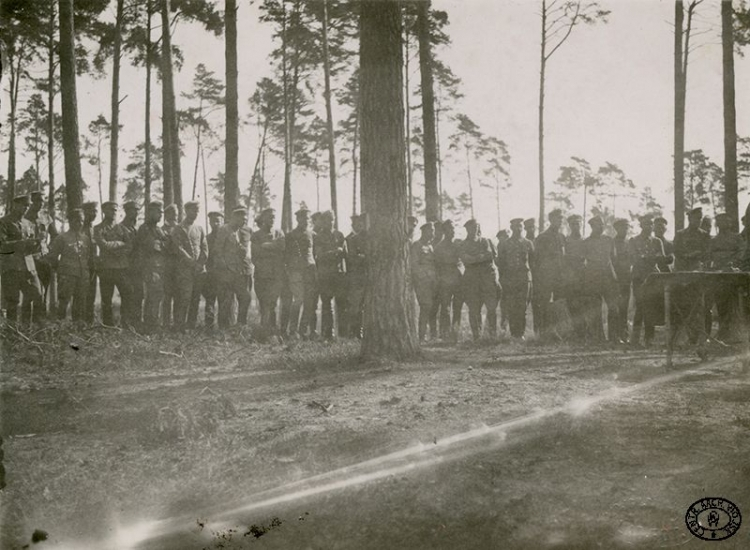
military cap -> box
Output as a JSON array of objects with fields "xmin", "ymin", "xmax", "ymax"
[
  {"xmin": 588, "ymin": 215, "xmax": 603, "ymax": 226},
  {"xmin": 638, "ymin": 214, "xmax": 653, "ymax": 223},
  {"xmin": 442, "ymin": 219, "xmax": 454, "ymax": 228},
  {"xmin": 12, "ymin": 194, "xmax": 30, "ymax": 205},
  {"xmin": 123, "ymin": 201, "xmax": 139, "ymax": 211},
  {"xmin": 83, "ymin": 201, "xmax": 98, "ymax": 210},
  {"xmin": 548, "ymin": 209, "xmax": 564, "ymax": 220},
  {"xmin": 260, "ymin": 208, "xmax": 275, "ymax": 217},
  {"xmin": 232, "ymin": 207, "xmax": 248, "ymax": 216},
  {"xmin": 688, "ymin": 207, "xmax": 703, "ymax": 217},
  {"xmin": 321, "ymin": 210, "xmax": 335, "ymax": 220},
  {"xmin": 68, "ymin": 207, "xmax": 84, "ymax": 216},
  {"xmin": 496, "ymin": 229, "xmax": 509, "ymax": 239},
  {"xmin": 715, "ymin": 212, "xmax": 731, "ymax": 223},
  {"xmin": 148, "ymin": 201, "xmax": 164, "ymax": 211},
  {"xmin": 567, "ymin": 214, "xmax": 582, "ymax": 223},
  {"xmin": 523, "ymin": 218, "xmax": 536, "ymax": 227},
  {"xmin": 184, "ymin": 201, "xmax": 199, "ymax": 210},
  {"xmin": 613, "ymin": 218, "xmax": 630, "ymax": 228},
  {"xmin": 311, "ymin": 211, "xmax": 322, "ymax": 221},
  {"xmin": 510, "ymin": 218, "xmax": 524, "ymax": 225},
  {"xmin": 207, "ymin": 211, "xmax": 224, "ymax": 219},
  {"xmin": 30, "ymin": 191, "xmax": 44, "ymax": 199},
  {"xmin": 350, "ymin": 214, "xmax": 361, "ymax": 222},
  {"xmin": 164, "ymin": 203, "xmax": 178, "ymax": 214},
  {"xmin": 295, "ymin": 207, "xmax": 310, "ymax": 217},
  {"xmin": 654, "ymin": 216, "xmax": 668, "ymax": 225},
  {"xmin": 464, "ymin": 218, "xmax": 478, "ymax": 228},
  {"xmin": 102, "ymin": 201, "xmax": 119, "ymax": 210},
  {"xmin": 420, "ymin": 222, "xmax": 433, "ymax": 231}
]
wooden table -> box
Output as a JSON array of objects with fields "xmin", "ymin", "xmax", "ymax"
[{"xmin": 645, "ymin": 271, "xmax": 750, "ymax": 368}]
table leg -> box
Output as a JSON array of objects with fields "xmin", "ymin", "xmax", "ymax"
[{"xmin": 665, "ymin": 284, "xmax": 673, "ymax": 369}]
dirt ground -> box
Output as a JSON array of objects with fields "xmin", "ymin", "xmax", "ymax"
[{"xmin": 1, "ymin": 322, "xmax": 749, "ymax": 549}]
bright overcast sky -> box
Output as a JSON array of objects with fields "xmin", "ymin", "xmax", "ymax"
[{"xmin": 6, "ymin": 0, "xmax": 750, "ymax": 234}]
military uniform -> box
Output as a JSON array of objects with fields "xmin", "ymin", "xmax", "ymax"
[
  {"xmin": 24, "ymin": 206, "xmax": 55, "ymax": 311},
  {"xmin": 709, "ymin": 221, "xmax": 744, "ymax": 340},
  {"xmin": 411, "ymin": 234, "xmax": 438, "ymax": 341},
  {"xmin": 213, "ymin": 223, "xmax": 253, "ymax": 328},
  {"xmin": 533, "ymin": 225, "xmax": 566, "ymax": 336},
  {"xmin": 673, "ymin": 222, "xmax": 710, "ymax": 343},
  {"xmin": 345, "ymin": 228, "xmax": 367, "ymax": 338},
  {"xmin": 83, "ymin": 215, "xmax": 98, "ymax": 323},
  {"xmin": 195, "ymin": 218, "xmax": 222, "ymax": 329},
  {"xmin": 583, "ymin": 231, "xmax": 619, "ymax": 342},
  {"xmin": 134, "ymin": 220, "xmax": 169, "ymax": 328},
  {"xmin": 252, "ymin": 227, "xmax": 286, "ymax": 332},
  {"xmin": 628, "ymin": 232, "xmax": 665, "ymax": 346},
  {"xmin": 0, "ymin": 209, "xmax": 45, "ymax": 324},
  {"xmin": 120, "ymin": 216, "xmax": 142, "ymax": 327},
  {"xmin": 284, "ymin": 223, "xmax": 316, "ymax": 336},
  {"xmin": 434, "ymin": 235, "xmax": 463, "ymax": 338},
  {"xmin": 563, "ymin": 226, "xmax": 587, "ymax": 340},
  {"xmin": 94, "ymin": 217, "xmax": 133, "ymax": 326},
  {"xmin": 460, "ymin": 232, "xmax": 500, "ymax": 339},
  {"xmin": 161, "ymin": 216, "xmax": 179, "ymax": 326},
  {"xmin": 170, "ymin": 218, "xmax": 208, "ymax": 329},
  {"xmin": 612, "ymin": 229, "xmax": 631, "ymax": 342},
  {"xmin": 314, "ymin": 228, "xmax": 348, "ymax": 339},
  {"xmin": 498, "ymin": 231, "xmax": 533, "ymax": 338},
  {"xmin": 47, "ymin": 226, "xmax": 93, "ymax": 320}
]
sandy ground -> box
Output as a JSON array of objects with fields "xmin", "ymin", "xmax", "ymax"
[{"xmin": 1, "ymin": 326, "xmax": 749, "ymax": 549}]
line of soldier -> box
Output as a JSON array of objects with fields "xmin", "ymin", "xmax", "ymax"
[
  {"xmin": 0, "ymin": 195, "xmax": 369, "ymax": 341},
  {"xmin": 409, "ymin": 205, "xmax": 748, "ymax": 345}
]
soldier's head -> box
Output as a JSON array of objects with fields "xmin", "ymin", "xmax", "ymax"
[
  {"xmin": 653, "ymin": 216, "xmax": 668, "ymax": 238},
  {"xmin": 123, "ymin": 201, "xmax": 140, "ymax": 222},
  {"xmin": 687, "ymin": 207, "xmax": 702, "ymax": 229},
  {"xmin": 442, "ymin": 219, "xmax": 455, "ymax": 240},
  {"xmin": 588, "ymin": 215, "xmax": 604, "ymax": 237},
  {"xmin": 715, "ymin": 213, "xmax": 732, "ymax": 233},
  {"xmin": 257, "ymin": 208, "xmax": 276, "ymax": 230},
  {"xmin": 102, "ymin": 201, "xmax": 119, "ymax": 222},
  {"xmin": 147, "ymin": 201, "xmax": 163, "ymax": 225},
  {"xmin": 567, "ymin": 214, "xmax": 582, "ymax": 236},
  {"xmin": 184, "ymin": 201, "xmax": 200, "ymax": 224},
  {"xmin": 638, "ymin": 214, "xmax": 653, "ymax": 235},
  {"xmin": 351, "ymin": 214, "xmax": 364, "ymax": 234},
  {"xmin": 419, "ymin": 222, "xmax": 435, "ymax": 242},
  {"xmin": 320, "ymin": 210, "xmax": 335, "ymax": 232},
  {"xmin": 406, "ymin": 216, "xmax": 418, "ymax": 238},
  {"xmin": 510, "ymin": 218, "xmax": 524, "ymax": 237},
  {"xmin": 83, "ymin": 201, "xmax": 99, "ymax": 224},
  {"xmin": 10, "ymin": 195, "xmax": 30, "ymax": 218},
  {"xmin": 295, "ymin": 208, "xmax": 310, "ymax": 229},
  {"xmin": 311, "ymin": 211, "xmax": 324, "ymax": 232},
  {"xmin": 29, "ymin": 191, "xmax": 44, "ymax": 213},
  {"xmin": 497, "ymin": 229, "xmax": 510, "ymax": 242},
  {"xmin": 464, "ymin": 218, "xmax": 480, "ymax": 239},
  {"xmin": 701, "ymin": 215, "xmax": 712, "ymax": 235},
  {"xmin": 523, "ymin": 218, "xmax": 536, "ymax": 236},
  {"xmin": 613, "ymin": 218, "xmax": 629, "ymax": 238},
  {"xmin": 230, "ymin": 207, "xmax": 248, "ymax": 229},
  {"xmin": 208, "ymin": 211, "xmax": 224, "ymax": 232},
  {"xmin": 164, "ymin": 204, "xmax": 178, "ymax": 225},
  {"xmin": 548, "ymin": 209, "xmax": 564, "ymax": 230},
  {"xmin": 68, "ymin": 208, "xmax": 84, "ymax": 230}
]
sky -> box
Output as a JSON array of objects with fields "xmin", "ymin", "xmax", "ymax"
[{"xmin": 5, "ymin": 0, "xmax": 750, "ymax": 235}]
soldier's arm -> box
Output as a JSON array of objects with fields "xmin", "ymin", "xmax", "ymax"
[
  {"xmin": 0, "ymin": 223, "xmax": 35, "ymax": 255},
  {"xmin": 44, "ymin": 234, "xmax": 63, "ymax": 266},
  {"xmin": 198, "ymin": 228, "xmax": 208, "ymax": 266},
  {"xmin": 94, "ymin": 226, "xmax": 127, "ymax": 251}
]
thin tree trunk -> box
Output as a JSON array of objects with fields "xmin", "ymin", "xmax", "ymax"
[
  {"xmin": 281, "ymin": 4, "xmax": 292, "ymax": 231},
  {"xmin": 109, "ymin": 0, "xmax": 124, "ymax": 201},
  {"xmin": 404, "ymin": 29, "xmax": 413, "ymax": 214},
  {"xmin": 201, "ymin": 143, "xmax": 209, "ymax": 228},
  {"xmin": 352, "ymin": 111, "xmax": 359, "ymax": 215},
  {"xmin": 495, "ymin": 176, "xmax": 501, "ymax": 229},
  {"xmin": 58, "ymin": 0, "xmax": 84, "ymax": 210},
  {"xmin": 7, "ymin": 56, "xmax": 20, "ymax": 205},
  {"xmin": 417, "ymin": 0, "xmax": 439, "ymax": 222},
  {"xmin": 465, "ymin": 144, "xmax": 474, "ymax": 219},
  {"xmin": 538, "ymin": 0, "xmax": 547, "ymax": 231},
  {"xmin": 722, "ymin": 0, "xmax": 738, "ymax": 226},
  {"xmin": 161, "ymin": 0, "xmax": 173, "ymax": 206},
  {"xmin": 674, "ymin": 1, "xmax": 685, "ymax": 230},
  {"xmin": 225, "ymin": 0, "xmax": 239, "ymax": 218},
  {"xmin": 322, "ymin": 0, "xmax": 339, "ymax": 227},
  {"xmin": 145, "ymin": 0, "xmax": 152, "ymax": 206},
  {"xmin": 435, "ymin": 83, "xmax": 443, "ymax": 219},
  {"xmin": 97, "ymin": 137, "xmax": 103, "ymax": 204},
  {"xmin": 192, "ymin": 131, "xmax": 201, "ymax": 201},
  {"xmin": 47, "ymin": 5, "xmax": 56, "ymax": 219},
  {"xmin": 360, "ymin": 0, "xmax": 419, "ymax": 360}
]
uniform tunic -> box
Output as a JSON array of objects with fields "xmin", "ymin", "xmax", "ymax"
[
  {"xmin": 499, "ymin": 235, "xmax": 534, "ymax": 337},
  {"xmin": 0, "ymin": 214, "xmax": 44, "ymax": 323},
  {"xmin": 47, "ymin": 229, "xmax": 92, "ymax": 320},
  {"xmin": 94, "ymin": 220, "xmax": 133, "ymax": 325}
]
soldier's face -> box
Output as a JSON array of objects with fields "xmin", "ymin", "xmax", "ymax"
[
  {"xmin": 124, "ymin": 207, "xmax": 139, "ymax": 220},
  {"xmin": 443, "ymin": 225, "xmax": 454, "ymax": 239},
  {"xmin": 165, "ymin": 210, "xmax": 177, "ymax": 224},
  {"xmin": 12, "ymin": 202, "xmax": 28, "ymax": 217},
  {"xmin": 589, "ymin": 221, "xmax": 603, "ymax": 235},
  {"xmin": 640, "ymin": 220, "xmax": 653, "ymax": 234},
  {"xmin": 185, "ymin": 207, "xmax": 199, "ymax": 224},
  {"xmin": 70, "ymin": 212, "xmax": 84, "ymax": 230},
  {"xmin": 550, "ymin": 216, "xmax": 562, "ymax": 230},
  {"xmin": 688, "ymin": 213, "xmax": 701, "ymax": 227},
  {"xmin": 654, "ymin": 222, "xmax": 666, "ymax": 236},
  {"xmin": 148, "ymin": 208, "xmax": 162, "ymax": 224},
  {"xmin": 84, "ymin": 207, "xmax": 98, "ymax": 222},
  {"xmin": 353, "ymin": 219, "xmax": 365, "ymax": 233},
  {"xmin": 569, "ymin": 221, "xmax": 581, "ymax": 234},
  {"xmin": 103, "ymin": 207, "xmax": 117, "ymax": 221},
  {"xmin": 615, "ymin": 225, "xmax": 629, "ymax": 238},
  {"xmin": 422, "ymin": 225, "xmax": 434, "ymax": 241},
  {"xmin": 209, "ymin": 217, "xmax": 223, "ymax": 231}
]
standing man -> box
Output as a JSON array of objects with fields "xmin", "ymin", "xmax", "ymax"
[
  {"xmin": 314, "ymin": 211, "xmax": 348, "ymax": 340},
  {"xmin": 120, "ymin": 201, "xmax": 142, "ymax": 328},
  {"xmin": 46, "ymin": 209, "xmax": 92, "ymax": 321},
  {"xmin": 499, "ymin": 218, "xmax": 534, "ymax": 339},
  {"xmin": 496, "ymin": 229, "xmax": 510, "ymax": 333},
  {"xmin": 412, "ymin": 222, "xmax": 438, "ymax": 342},
  {"xmin": 345, "ymin": 214, "xmax": 367, "ymax": 339},
  {"xmin": 161, "ymin": 203, "xmax": 179, "ymax": 327},
  {"xmin": 82, "ymin": 201, "xmax": 99, "ymax": 323},
  {"xmin": 628, "ymin": 215, "xmax": 666, "ymax": 347},
  {"xmin": 709, "ymin": 213, "xmax": 744, "ymax": 341},
  {"xmin": 170, "ymin": 202, "xmax": 207, "ymax": 330},
  {"xmin": 524, "ymin": 217, "xmax": 539, "ymax": 335},
  {"xmin": 534, "ymin": 209, "xmax": 566, "ymax": 339},
  {"xmin": 564, "ymin": 214, "xmax": 587, "ymax": 341},
  {"xmin": 251, "ymin": 208, "xmax": 286, "ymax": 335},
  {"xmin": 25, "ymin": 191, "xmax": 55, "ymax": 311},
  {"xmin": 612, "ymin": 219, "xmax": 632, "ymax": 344},
  {"xmin": 583, "ymin": 216, "xmax": 619, "ymax": 343},
  {"xmin": 653, "ymin": 215, "xmax": 674, "ymax": 328},
  {"xmin": 94, "ymin": 202, "xmax": 132, "ymax": 326},
  {"xmin": 460, "ymin": 219, "xmax": 501, "ymax": 340},
  {"xmin": 285, "ymin": 208, "xmax": 316, "ymax": 338},
  {"xmin": 214, "ymin": 207, "xmax": 253, "ymax": 328},
  {"xmin": 674, "ymin": 207, "xmax": 711, "ymax": 344},
  {"xmin": 434, "ymin": 219, "xmax": 463, "ymax": 340},
  {"xmin": 0, "ymin": 195, "xmax": 45, "ymax": 325},
  {"xmin": 134, "ymin": 201, "xmax": 169, "ymax": 330},
  {"xmin": 192, "ymin": 211, "xmax": 223, "ymax": 330}
]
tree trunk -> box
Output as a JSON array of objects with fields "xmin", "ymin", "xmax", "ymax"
[
  {"xmin": 322, "ymin": 0, "xmax": 339, "ymax": 227},
  {"xmin": 722, "ymin": 0, "xmax": 738, "ymax": 226},
  {"xmin": 97, "ymin": 137, "xmax": 103, "ymax": 204},
  {"xmin": 538, "ymin": 0, "xmax": 547, "ymax": 231},
  {"xmin": 404, "ymin": 29, "xmax": 413, "ymax": 214},
  {"xmin": 58, "ymin": 0, "xmax": 84, "ymax": 210},
  {"xmin": 360, "ymin": 0, "xmax": 419, "ymax": 360},
  {"xmin": 161, "ymin": 0, "xmax": 173, "ymax": 206},
  {"xmin": 7, "ymin": 57, "xmax": 20, "ymax": 206},
  {"xmin": 417, "ymin": 0, "xmax": 439, "ymax": 222},
  {"xmin": 352, "ymin": 111, "xmax": 359, "ymax": 215},
  {"xmin": 109, "ymin": 0, "xmax": 124, "ymax": 202},
  {"xmin": 435, "ymin": 85, "xmax": 443, "ymax": 219},
  {"xmin": 465, "ymin": 144, "xmax": 474, "ymax": 219},
  {"xmin": 674, "ymin": 1, "xmax": 685, "ymax": 230},
  {"xmin": 225, "ymin": 0, "xmax": 240, "ymax": 218},
  {"xmin": 47, "ymin": 4, "xmax": 56, "ymax": 218},
  {"xmin": 281, "ymin": 4, "xmax": 293, "ymax": 231},
  {"xmin": 145, "ymin": 0, "xmax": 152, "ymax": 206}
]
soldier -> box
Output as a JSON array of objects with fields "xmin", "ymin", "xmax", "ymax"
[
  {"xmin": 94, "ymin": 201, "xmax": 132, "ymax": 326},
  {"xmin": 407, "ymin": 216, "xmax": 419, "ymax": 241},
  {"xmin": 499, "ymin": 218, "xmax": 534, "ymax": 339},
  {"xmin": 564, "ymin": 214, "xmax": 587, "ymax": 341},
  {"xmin": 251, "ymin": 208, "xmax": 286, "ymax": 334},
  {"xmin": 346, "ymin": 214, "xmax": 367, "ymax": 339},
  {"xmin": 524, "ymin": 218, "xmax": 539, "ymax": 335},
  {"xmin": 213, "ymin": 207, "xmax": 253, "ymax": 328},
  {"xmin": 523, "ymin": 218, "xmax": 537, "ymax": 242},
  {"xmin": 120, "ymin": 201, "xmax": 142, "ymax": 327},
  {"xmin": 628, "ymin": 215, "xmax": 666, "ymax": 347},
  {"xmin": 496, "ymin": 229, "xmax": 510, "ymax": 333},
  {"xmin": 412, "ymin": 222, "xmax": 438, "ymax": 341},
  {"xmin": 161, "ymin": 203, "xmax": 179, "ymax": 327},
  {"xmin": 46, "ymin": 209, "xmax": 93, "ymax": 321},
  {"xmin": 434, "ymin": 219, "xmax": 463, "ymax": 340},
  {"xmin": 134, "ymin": 201, "xmax": 169, "ymax": 330},
  {"xmin": 709, "ymin": 212, "xmax": 744, "ymax": 341},
  {"xmin": 534, "ymin": 209, "xmax": 566, "ymax": 339},
  {"xmin": 0, "ymin": 195, "xmax": 45, "ymax": 324},
  {"xmin": 193, "ymin": 211, "xmax": 224, "ymax": 329},
  {"xmin": 583, "ymin": 216, "xmax": 619, "ymax": 343},
  {"xmin": 285, "ymin": 208, "xmax": 316, "ymax": 338},
  {"xmin": 314, "ymin": 211, "xmax": 348, "ymax": 340},
  {"xmin": 674, "ymin": 207, "xmax": 711, "ymax": 344},
  {"xmin": 170, "ymin": 202, "xmax": 207, "ymax": 330},
  {"xmin": 701, "ymin": 215, "xmax": 713, "ymax": 236},
  {"xmin": 612, "ymin": 219, "xmax": 632, "ymax": 344},
  {"xmin": 653, "ymin": 215, "xmax": 674, "ymax": 328},
  {"xmin": 25, "ymin": 191, "xmax": 55, "ymax": 310},
  {"xmin": 82, "ymin": 201, "xmax": 99, "ymax": 323},
  {"xmin": 460, "ymin": 219, "xmax": 500, "ymax": 340}
]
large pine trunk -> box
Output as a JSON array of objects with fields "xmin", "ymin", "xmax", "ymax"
[
  {"xmin": 722, "ymin": 0, "xmax": 738, "ymax": 226},
  {"xmin": 674, "ymin": 1, "xmax": 685, "ymax": 230},
  {"xmin": 225, "ymin": 0, "xmax": 239, "ymax": 218},
  {"xmin": 360, "ymin": 0, "xmax": 419, "ymax": 361},
  {"xmin": 47, "ymin": 4, "xmax": 56, "ymax": 218},
  {"xmin": 538, "ymin": 2, "xmax": 547, "ymax": 231},
  {"xmin": 109, "ymin": 0, "xmax": 124, "ymax": 202},
  {"xmin": 58, "ymin": 0, "xmax": 84, "ymax": 210},
  {"xmin": 145, "ymin": 0, "xmax": 152, "ymax": 205},
  {"xmin": 160, "ymin": 0, "xmax": 174, "ymax": 206},
  {"xmin": 280, "ymin": 5, "xmax": 293, "ymax": 232},
  {"xmin": 417, "ymin": 0, "xmax": 439, "ymax": 222},
  {"xmin": 322, "ymin": 0, "xmax": 338, "ymax": 227}
]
